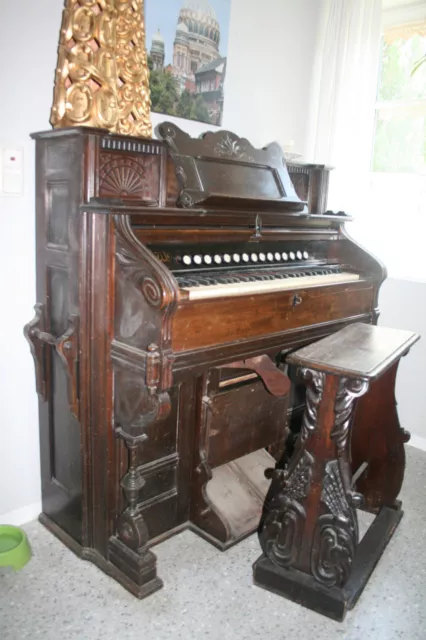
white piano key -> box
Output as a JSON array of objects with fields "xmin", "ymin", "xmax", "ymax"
[{"xmin": 181, "ymin": 272, "xmax": 360, "ymax": 301}]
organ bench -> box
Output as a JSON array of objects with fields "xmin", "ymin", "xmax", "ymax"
[{"xmin": 254, "ymin": 323, "xmax": 420, "ymax": 620}]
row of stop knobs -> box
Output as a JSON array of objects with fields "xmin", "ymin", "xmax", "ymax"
[{"xmin": 180, "ymin": 250, "xmax": 310, "ymax": 266}]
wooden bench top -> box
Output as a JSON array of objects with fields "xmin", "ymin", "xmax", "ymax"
[{"xmin": 286, "ymin": 323, "xmax": 420, "ymax": 380}]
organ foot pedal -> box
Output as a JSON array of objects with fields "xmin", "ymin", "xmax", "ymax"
[{"xmin": 253, "ymin": 323, "xmax": 420, "ymax": 621}]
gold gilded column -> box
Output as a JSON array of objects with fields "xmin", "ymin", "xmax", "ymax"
[{"xmin": 50, "ymin": 0, "xmax": 152, "ymax": 137}]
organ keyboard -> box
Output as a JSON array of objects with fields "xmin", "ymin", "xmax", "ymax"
[
  {"xmin": 179, "ymin": 269, "xmax": 360, "ymax": 300},
  {"xmin": 26, "ymin": 122, "xmax": 386, "ymax": 600}
]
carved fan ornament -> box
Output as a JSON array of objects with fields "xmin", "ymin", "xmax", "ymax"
[
  {"xmin": 99, "ymin": 155, "xmax": 150, "ymax": 198},
  {"xmin": 51, "ymin": 0, "xmax": 152, "ymax": 137}
]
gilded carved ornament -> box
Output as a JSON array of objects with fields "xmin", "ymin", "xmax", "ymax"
[{"xmin": 50, "ymin": 0, "xmax": 152, "ymax": 137}]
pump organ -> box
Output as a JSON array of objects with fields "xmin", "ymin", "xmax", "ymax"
[{"xmin": 25, "ymin": 123, "xmax": 385, "ymax": 598}]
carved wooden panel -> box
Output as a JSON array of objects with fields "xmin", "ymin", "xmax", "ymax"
[{"xmin": 99, "ymin": 151, "xmax": 161, "ymax": 204}]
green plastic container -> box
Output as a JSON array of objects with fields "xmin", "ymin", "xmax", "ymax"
[{"xmin": 0, "ymin": 525, "xmax": 32, "ymax": 570}]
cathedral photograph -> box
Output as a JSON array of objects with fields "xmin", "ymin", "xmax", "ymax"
[{"xmin": 146, "ymin": 0, "xmax": 231, "ymax": 125}]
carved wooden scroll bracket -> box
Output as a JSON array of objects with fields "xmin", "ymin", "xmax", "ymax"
[
  {"xmin": 221, "ymin": 354, "xmax": 290, "ymax": 397},
  {"xmin": 24, "ymin": 303, "xmax": 80, "ymax": 420}
]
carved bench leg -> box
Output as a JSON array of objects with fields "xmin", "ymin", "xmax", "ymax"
[{"xmin": 254, "ymin": 369, "xmax": 369, "ymax": 620}]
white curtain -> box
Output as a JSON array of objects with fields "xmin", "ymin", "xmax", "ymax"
[{"xmin": 306, "ymin": 0, "xmax": 382, "ymax": 215}]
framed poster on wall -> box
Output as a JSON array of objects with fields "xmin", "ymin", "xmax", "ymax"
[{"xmin": 145, "ymin": 0, "xmax": 231, "ymax": 126}]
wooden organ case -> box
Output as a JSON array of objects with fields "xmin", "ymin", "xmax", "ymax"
[{"xmin": 25, "ymin": 124, "xmax": 386, "ymax": 598}]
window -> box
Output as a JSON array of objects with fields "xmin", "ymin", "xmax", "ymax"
[
  {"xmin": 359, "ymin": 21, "xmax": 426, "ymax": 280},
  {"xmin": 372, "ymin": 22, "xmax": 426, "ymax": 173}
]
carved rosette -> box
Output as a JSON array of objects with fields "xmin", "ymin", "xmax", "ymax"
[
  {"xmin": 51, "ymin": 0, "xmax": 152, "ymax": 136},
  {"xmin": 311, "ymin": 460, "xmax": 358, "ymax": 588},
  {"xmin": 260, "ymin": 451, "xmax": 314, "ymax": 568},
  {"xmin": 300, "ymin": 368, "xmax": 325, "ymax": 442}
]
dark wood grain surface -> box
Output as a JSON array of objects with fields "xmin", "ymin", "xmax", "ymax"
[
  {"xmin": 25, "ymin": 125, "xmax": 388, "ymax": 599},
  {"xmin": 255, "ymin": 319, "xmax": 420, "ymax": 620},
  {"xmin": 287, "ymin": 323, "xmax": 420, "ymax": 379}
]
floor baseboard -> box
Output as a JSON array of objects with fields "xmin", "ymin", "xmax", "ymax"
[{"xmin": 0, "ymin": 501, "xmax": 41, "ymax": 526}]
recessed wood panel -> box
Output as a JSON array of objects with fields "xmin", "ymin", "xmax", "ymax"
[
  {"xmin": 195, "ymin": 158, "xmax": 283, "ymax": 199},
  {"xmin": 47, "ymin": 181, "xmax": 69, "ymax": 247},
  {"xmin": 172, "ymin": 282, "xmax": 374, "ymax": 352},
  {"xmin": 206, "ymin": 380, "xmax": 288, "ymax": 468},
  {"xmin": 47, "ymin": 266, "xmax": 69, "ymax": 336}
]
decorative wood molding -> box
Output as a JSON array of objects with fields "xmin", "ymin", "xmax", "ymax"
[
  {"xmin": 332, "ymin": 377, "xmax": 370, "ymax": 455},
  {"xmin": 299, "ymin": 368, "xmax": 325, "ymax": 442}
]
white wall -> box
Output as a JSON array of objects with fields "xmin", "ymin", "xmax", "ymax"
[
  {"xmin": 0, "ymin": 0, "xmax": 321, "ymax": 523},
  {"xmin": 379, "ymin": 279, "xmax": 426, "ymax": 445}
]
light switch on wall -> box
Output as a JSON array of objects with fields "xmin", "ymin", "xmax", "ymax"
[{"xmin": 0, "ymin": 146, "xmax": 24, "ymax": 196}]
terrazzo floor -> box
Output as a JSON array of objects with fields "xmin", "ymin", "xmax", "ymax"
[{"xmin": 1, "ymin": 445, "xmax": 426, "ymax": 640}]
